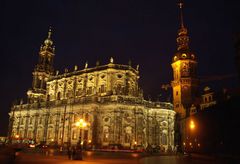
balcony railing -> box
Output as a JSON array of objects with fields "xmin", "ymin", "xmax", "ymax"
[{"xmin": 11, "ymin": 95, "xmax": 173, "ymax": 111}]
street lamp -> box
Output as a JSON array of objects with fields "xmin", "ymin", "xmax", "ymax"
[
  {"xmin": 75, "ymin": 119, "xmax": 88, "ymax": 160},
  {"xmin": 189, "ymin": 120, "xmax": 195, "ymax": 130},
  {"xmin": 187, "ymin": 119, "xmax": 196, "ymax": 153},
  {"xmin": 15, "ymin": 134, "xmax": 19, "ymax": 139}
]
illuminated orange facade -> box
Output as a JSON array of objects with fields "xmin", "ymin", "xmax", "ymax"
[{"xmin": 171, "ymin": 2, "xmax": 198, "ymax": 119}]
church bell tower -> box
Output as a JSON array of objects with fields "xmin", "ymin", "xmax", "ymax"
[
  {"xmin": 171, "ymin": 2, "xmax": 198, "ymax": 119},
  {"xmin": 27, "ymin": 27, "xmax": 55, "ymax": 103}
]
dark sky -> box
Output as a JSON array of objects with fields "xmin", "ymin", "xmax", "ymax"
[{"xmin": 1, "ymin": 0, "xmax": 240, "ymax": 135}]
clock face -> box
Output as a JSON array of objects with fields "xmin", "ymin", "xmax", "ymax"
[{"xmin": 182, "ymin": 53, "xmax": 187, "ymax": 58}]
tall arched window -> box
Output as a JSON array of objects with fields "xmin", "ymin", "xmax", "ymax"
[
  {"xmin": 162, "ymin": 133, "xmax": 167, "ymax": 145},
  {"xmin": 85, "ymin": 113, "xmax": 89, "ymax": 122},
  {"xmin": 57, "ymin": 92, "xmax": 61, "ymax": 100},
  {"xmin": 124, "ymin": 126, "xmax": 132, "ymax": 143},
  {"xmin": 103, "ymin": 126, "xmax": 109, "ymax": 142},
  {"xmin": 115, "ymin": 84, "xmax": 122, "ymax": 95}
]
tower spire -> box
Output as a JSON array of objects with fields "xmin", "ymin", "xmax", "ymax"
[
  {"xmin": 48, "ymin": 26, "xmax": 52, "ymax": 39},
  {"xmin": 28, "ymin": 27, "xmax": 56, "ymax": 103},
  {"xmin": 176, "ymin": 1, "xmax": 189, "ymax": 51},
  {"xmin": 178, "ymin": 1, "xmax": 184, "ymax": 29},
  {"xmin": 42, "ymin": 26, "xmax": 54, "ymax": 50}
]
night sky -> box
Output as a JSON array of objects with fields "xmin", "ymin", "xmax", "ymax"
[{"xmin": 1, "ymin": 0, "xmax": 240, "ymax": 135}]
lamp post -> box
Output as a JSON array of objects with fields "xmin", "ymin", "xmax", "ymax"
[
  {"xmin": 75, "ymin": 119, "xmax": 87, "ymax": 160},
  {"xmin": 184, "ymin": 118, "xmax": 196, "ymax": 153}
]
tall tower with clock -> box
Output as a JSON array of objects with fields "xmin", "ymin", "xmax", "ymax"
[
  {"xmin": 27, "ymin": 27, "xmax": 55, "ymax": 103},
  {"xmin": 171, "ymin": 2, "xmax": 199, "ymax": 119}
]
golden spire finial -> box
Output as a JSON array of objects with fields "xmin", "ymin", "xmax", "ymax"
[
  {"xmin": 178, "ymin": 1, "xmax": 184, "ymax": 29},
  {"xmin": 43, "ymin": 26, "xmax": 53, "ymax": 47},
  {"xmin": 48, "ymin": 26, "xmax": 52, "ymax": 39},
  {"xmin": 110, "ymin": 57, "xmax": 114, "ymax": 63}
]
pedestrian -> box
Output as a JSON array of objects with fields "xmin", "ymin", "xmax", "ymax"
[{"xmin": 67, "ymin": 146, "xmax": 72, "ymax": 160}]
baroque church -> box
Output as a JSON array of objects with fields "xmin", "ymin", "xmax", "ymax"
[
  {"xmin": 8, "ymin": 1, "xmax": 206, "ymax": 151},
  {"xmin": 8, "ymin": 27, "xmax": 175, "ymax": 150}
]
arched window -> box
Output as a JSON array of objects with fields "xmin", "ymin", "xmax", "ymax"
[
  {"xmin": 100, "ymin": 85, "xmax": 105, "ymax": 93},
  {"xmin": 28, "ymin": 130, "xmax": 33, "ymax": 139},
  {"xmin": 39, "ymin": 117, "xmax": 42, "ymax": 124},
  {"xmin": 115, "ymin": 84, "xmax": 122, "ymax": 95},
  {"xmin": 47, "ymin": 95, "xmax": 50, "ymax": 101},
  {"xmin": 49, "ymin": 116, "xmax": 53, "ymax": 124},
  {"xmin": 124, "ymin": 127, "xmax": 132, "ymax": 143},
  {"xmin": 57, "ymin": 92, "xmax": 61, "ymax": 100},
  {"xmin": 72, "ymin": 130, "xmax": 77, "ymax": 140},
  {"xmin": 162, "ymin": 133, "xmax": 167, "ymax": 145},
  {"xmin": 21, "ymin": 118, "xmax": 24, "ymax": 125},
  {"xmin": 29, "ymin": 117, "xmax": 33, "ymax": 124},
  {"xmin": 48, "ymin": 129, "xmax": 53, "ymax": 139},
  {"xmin": 103, "ymin": 126, "xmax": 109, "ymax": 142},
  {"xmin": 85, "ymin": 113, "xmax": 89, "ymax": 122}
]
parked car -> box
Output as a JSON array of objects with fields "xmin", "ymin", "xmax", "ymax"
[
  {"xmin": 36, "ymin": 144, "xmax": 48, "ymax": 149},
  {"xmin": 28, "ymin": 144, "xmax": 36, "ymax": 148}
]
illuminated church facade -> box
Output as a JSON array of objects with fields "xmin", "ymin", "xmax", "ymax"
[{"xmin": 8, "ymin": 28, "xmax": 175, "ymax": 150}]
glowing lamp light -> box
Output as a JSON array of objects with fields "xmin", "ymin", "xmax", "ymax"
[
  {"xmin": 88, "ymin": 140, "xmax": 92, "ymax": 143},
  {"xmin": 75, "ymin": 119, "xmax": 88, "ymax": 128},
  {"xmin": 15, "ymin": 135, "xmax": 19, "ymax": 139},
  {"xmin": 189, "ymin": 120, "xmax": 195, "ymax": 130},
  {"xmin": 82, "ymin": 122, "xmax": 87, "ymax": 127},
  {"xmin": 134, "ymin": 141, "xmax": 137, "ymax": 145},
  {"xmin": 75, "ymin": 122, "xmax": 80, "ymax": 127}
]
